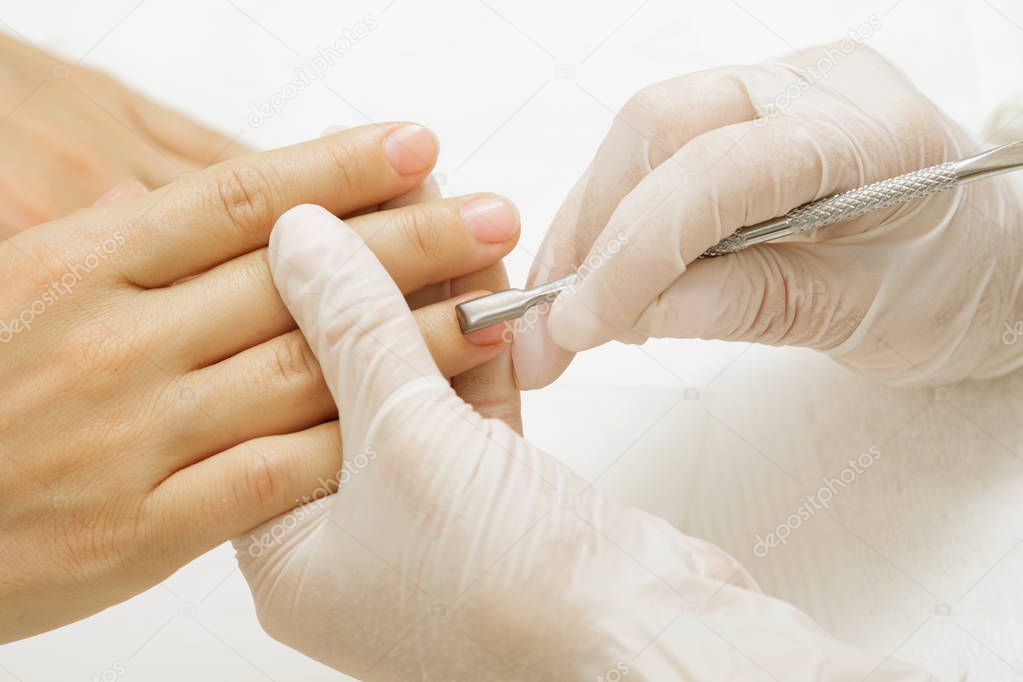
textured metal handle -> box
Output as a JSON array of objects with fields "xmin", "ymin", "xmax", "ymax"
[
  {"xmin": 702, "ymin": 161, "xmax": 959, "ymax": 257},
  {"xmin": 784, "ymin": 162, "xmax": 958, "ymax": 234}
]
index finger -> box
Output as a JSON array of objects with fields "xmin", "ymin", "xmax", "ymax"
[
  {"xmin": 109, "ymin": 122, "xmax": 438, "ymax": 288},
  {"xmin": 547, "ymin": 115, "xmax": 861, "ymax": 352},
  {"xmin": 513, "ymin": 71, "xmax": 756, "ymax": 389}
]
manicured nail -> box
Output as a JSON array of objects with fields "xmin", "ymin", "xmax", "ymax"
[
  {"xmin": 384, "ymin": 124, "xmax": 438, "ymax": 175},
  {"xmin": 461, "ymin": 195, "xmax": 519, "ymax": 244},
  {"xmin": 464, "ymin": 322, "xmax": 508, "ymax": 346}
]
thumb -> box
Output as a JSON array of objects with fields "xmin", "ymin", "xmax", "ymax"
[
  {"xmin": 268, "ymin": 204, "xmax": 445, "ymax": 443},
  {"xmin": 634, "ymin": 243, "xmax": 864, "ymax": 349}
]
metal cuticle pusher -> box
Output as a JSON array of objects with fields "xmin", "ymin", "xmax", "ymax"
[{"xmin": 456, "ymin": 140, "xmax": 1023, "ymax": 335}]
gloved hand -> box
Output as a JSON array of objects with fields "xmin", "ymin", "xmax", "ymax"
[
  {"xmin": 235, "ymin": 203, "xmax": 938, "ymax": 681},
  {"xmin": 513, "ymin": 43, "xmax": 1023, "ymax": 388}
]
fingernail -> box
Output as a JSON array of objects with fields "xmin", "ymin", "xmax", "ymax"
[
  {"xmin": 461, "ymin": 195, "xmax": 519, "ymax": 244},
  {"xmin": 464, "ymin": 323, "xmax": 509, "ymax": 346},
  {"xmin": 384, "ymin": 124, "xmax": 438, "ymax": 175}
]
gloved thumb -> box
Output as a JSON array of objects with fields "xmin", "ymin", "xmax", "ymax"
[
  {"xmin": 268, "ymin": 204, "xmax": 446, "ymax": 444},
  {"xmin": 634, "ymin": 243, "xmax": 864, "ymax": 350}
]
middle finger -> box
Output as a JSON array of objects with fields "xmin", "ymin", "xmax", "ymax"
[
  {"xmin": 154, "ymin": 193, "xmax": 519, "ymax": 368},
  {"xmin": 160, "ymin": 291, "xmax": 508, "ymax": 471}
]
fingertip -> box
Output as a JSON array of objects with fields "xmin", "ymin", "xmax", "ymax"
[
  {"xmin": 546, "ymin": 288, "xmax": 618, "ymax": 353},
  {"xmin": 461, "ymin": 193, "xmax": 520, "ymax": 246},
  {"xmin": 383, "ymin": 123, "xmax": 439, "ymax": 177},
  {"xmin": 269, "ymin": 204, "xmax": 340, "ymax": 270},
  {"xmin": 509, "ymin": 309, "xmax": 575, "ymax": 389},
  {"xmin": 463, "ymin": 322, "xmax": 510, "ymax": 347}
]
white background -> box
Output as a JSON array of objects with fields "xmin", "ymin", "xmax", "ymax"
[{"xmin": 2, "ymin": 0, "xmax": 1023, "ymax": 680}]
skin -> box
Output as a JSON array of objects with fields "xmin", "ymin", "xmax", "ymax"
[
  {"xmin": 0, "ymin": 122, "xmax": 521, "ymax": 642},
  {"xmin": 0, "ymin": 31, "xmax": 253, "ymax": 236}
]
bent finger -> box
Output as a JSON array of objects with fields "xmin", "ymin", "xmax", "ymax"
[
  {"xmin": 634, "ymin": 242, "xmax": 862, "ymax": 350},
  {"xmin": 547, "ymin": 114, "xmax": 865, "ymax": 352}
]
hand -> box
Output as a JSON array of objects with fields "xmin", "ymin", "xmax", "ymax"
[
  {"xmin": 513, "ymin": 43, "xmax": 1023, "ymax": 388},
  {"xmin": 0, "ymin": 122, "xmax": 523, "ymax": 641},
  {"xmin": 235, "ymin": 205, "xmax": 935, "ymax": 681},
  {"xmin": 0, "ymin": 32, "xmax": 250, "ymax": 236}
]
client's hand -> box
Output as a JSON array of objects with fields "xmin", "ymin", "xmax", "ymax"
[
  {"xmin": 0, "ymin": 32, "xmax": 250, "ymax": 236},
  {"xmin": 0, "ymin": 123, "xmax": 522, "ymax": 641},
  {"xmin": 235, "ymin": 205, "xmax": 935, "ymax": 681}
]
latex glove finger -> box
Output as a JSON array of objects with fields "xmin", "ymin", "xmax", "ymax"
[
  {"xmin": 268, "ymin": 204, "xmax": 444, "ymax": 443},
  {"xmin": 546, "ymin": 110, "xmax": 873, "ymax": 353},
  {"xmin": 634, "ymin": 243, "xmax": 865, "ymax": 350},
  {"xmin": 513, "ymin": 71, "xmax": 757, "ymax": 388}
]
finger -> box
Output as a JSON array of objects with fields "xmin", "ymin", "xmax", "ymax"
[
  {"xmin": 152, "ymin": 421, "xmax": 343, "ymax": 556},
  {"xmin": 451, "ymin": 264, "xmax": 523, "ymax": 433},
  {"xmin": 91, "ymin": 178, "xmax": 150, "ymax": 207},
  {"xmin": 633, "ymin": 243, "xmax": 859, "ymax": 350},
  {"xmin": 164, "ymin": 329, "xmax": 335, "ymax": 470},
  {"xmin": 114, "ymin": 122, "xmax": 439, "ymax": 287},
  {"xmin": 416, "ymin": 293, "xmax": 509, "ymax": 377},
  {"xmin": 383, "ymin": 176, "xmax": 452, "ymax": 310},
  {"xmin": 511, "ymin": 171, "xmax": 585, "ymax": 389},
  {"xmin": 269, "ymin": 204, "xmax": 444, "ymax": 446},
  {"xmin": 546, "ymin": 114, "xmax": 869, "ymax": 352},
  {"xmin": 129, "ymin": 95, "xmax": 255, "ymax": 165},
  {"xmin": 346, "ymin": 193, "xmax": 519, "ymax": 295},
  {"xmin": 164, "ymin": 296, "xmax": 506, "ymax": 468},
  {"xmin": 515, "ymin": 70, "xmax": 757, "ymax": 388},
  {"xmin": 556, "ymin": 69, "xmax": 760, "ymax": 272},
  {"xmin": 160, "ymin": 193, "xmax": 517, "ymax": 366},
  {"xmin": 160, "ymin": 248, "xmax": 292, "ymax": 367},
  {"xmin": 380, "ymin": 174, "xmax": 443, "ymax": 208}
]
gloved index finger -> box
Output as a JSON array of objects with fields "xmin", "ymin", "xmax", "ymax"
[
  {"xmin": 268, "ymin": 204, "xmax": 445, "ymax": 445},
  {"xmin": 514, "ymin": 70, "xmax": 758, "ymax": 387},
  {"xmin": 546, "ymin": 115, "xmax": 854, "ymax": 353}
]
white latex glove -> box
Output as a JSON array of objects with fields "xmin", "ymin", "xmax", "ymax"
[
  {"xmin": 233, "ymin": 203, "xmax": 938, "ymax": 681},
  {"xmin": 513, "ymin": 43, "xmax": 1023, "ymax": 388}
]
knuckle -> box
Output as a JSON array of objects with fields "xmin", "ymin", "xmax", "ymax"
[
  {"xmin": 620, "ymin": 84, "xmax": 672, "ymax": 135},
  {"xmin": 231, "ymin": 249, "xmax": 276, "ymax": 298},
  {"xmin": 238, "ymin": 447, "xmax": 281, "ymax": 510},
  {"xmin": 324, "ymin": 141, "xmax": 362, "ymax": 197},
  {"xmin": 268, "ymin": 331, "xmax": 319, "ymax": 385},
  {"xmin": 208, "ymin": 163, "xmax": 276, "ymax": 238},
  {"xmin": 739, "ymin": 252, "xmax": 806, "ymax": 345},
  {"xmin": 398, "ymin": 205, "xmax": 445, "ymax": 261}
]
